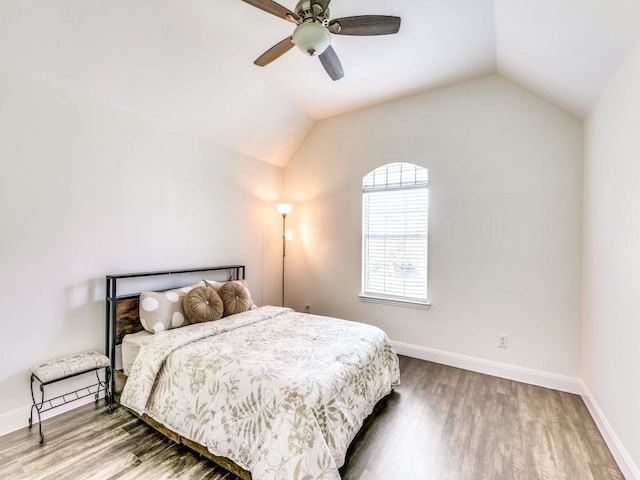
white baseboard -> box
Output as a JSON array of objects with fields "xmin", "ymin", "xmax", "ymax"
[
  {"xmin": 581, "ymin": 381, "xmax": 640, "ymax": 480},
  {"xmin": 392, "ymin": 340, "xmax": 583, "ymax": 394},
  {"xmin": 0, "ymin": 393, "xmax": 105, "ymax": 438},
  {"xmin": 0, "ymin": 405, "xmax": 31, "ymax": 437}
]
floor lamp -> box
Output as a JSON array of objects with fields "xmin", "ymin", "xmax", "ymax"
[{"xmin": 276, "ymin": 203, "xmax": 293, "ymax": 307}]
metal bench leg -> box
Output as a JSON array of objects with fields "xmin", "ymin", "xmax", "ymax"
[
  {"xmin": 107, "ymin": 366, "xmax": 113, "ymax": 413},
  {"xmin": 94, "ymin": 367, "xmax": 114, "ymax": 413},
  {"xmin": 28, "ymin": 374, "xmax": 45, "ymax": 444}
]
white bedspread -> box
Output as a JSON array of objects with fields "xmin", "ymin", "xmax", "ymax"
[{"xmin": 121, "ymin": 306, "xmax": 400, "ymax": 480}]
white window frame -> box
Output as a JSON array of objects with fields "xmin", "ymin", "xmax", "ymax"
[{"xmin": 360, "ymin": 162, "xmax": 430, "ymax": 309}]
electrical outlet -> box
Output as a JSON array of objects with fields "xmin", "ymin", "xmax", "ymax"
[
  {"xmin": 304, "ymin": 303, "xmax": 311, "ymax": 313},
  {"xmin": 498, "ymin": 334, "xmax": 508, "ymax": 348}
]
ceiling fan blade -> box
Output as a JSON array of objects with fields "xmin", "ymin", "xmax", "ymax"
[
  {"xmin": 328, "ymin": 15, "xmax": 401, "ymax": 35},
  {"xmin": 242, "ymin": 0, "xmax": 300, "ymax": 24},
  {"xmin": 254, "ymin": 36, "xmax": 295, "ymax": 66},
  {"xmin": 319, "ymin": 46, "xmax": 344, "ymax": 81}
]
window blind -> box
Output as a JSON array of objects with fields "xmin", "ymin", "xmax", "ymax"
[{"xmin": 362, "ymin": 163, "xmax": 428, "ymax": 302}]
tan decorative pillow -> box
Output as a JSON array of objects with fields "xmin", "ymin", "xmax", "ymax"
[
  {"xmin": 183, "ymin": 286, "xmax": 223, "ymax": 324},
  {"xmin": 204, "ymin": 279, "xmax": 256, "ymax": 310},
  {"xmin": 139, "ymin": 282, "xmax": 203, "ymax": 334},
  {"xmin": 218, "ymin": 281, "xmax": 253, "ymax": 316}
]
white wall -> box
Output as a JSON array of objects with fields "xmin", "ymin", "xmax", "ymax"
[
  {"xmin": 284, "ymin": 75, "xmax": 583, "ymax": 377},
  {"xmin": 583, "ymin": 37, "xmax": 640, "ymax": 476},
  {"xmin": 0, "ymin": 66, "xmax": 283, "ymax": 421}
]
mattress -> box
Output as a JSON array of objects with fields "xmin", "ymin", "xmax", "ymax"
[{"xmin": 121, "ymin": 329, "xmax": 152, "ymax": 375}]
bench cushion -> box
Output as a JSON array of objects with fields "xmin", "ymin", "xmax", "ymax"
[{"xmin": 32, "ymin": 351, "xmax": 110, "ymax": 383}]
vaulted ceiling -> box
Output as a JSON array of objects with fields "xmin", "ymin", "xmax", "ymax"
[{"xmin": 1, "ymin": 0, "xmax": 639, "ymax": 166}]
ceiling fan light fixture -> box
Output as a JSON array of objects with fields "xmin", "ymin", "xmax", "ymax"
[{"xmin": 292, "ymin": 22, "xmax": 331, "ymax": 56}]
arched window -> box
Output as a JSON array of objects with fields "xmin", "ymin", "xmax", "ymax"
[{"xmin": 361, "ymin": 162, "xmax": 429, "ymax": 306}]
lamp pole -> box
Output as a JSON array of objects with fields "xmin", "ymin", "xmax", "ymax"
[
  {"xmin": 276, "ymin": 203, "xmax": 293, "ymax": 307},
  {"xmin": 281, "ymin": 212, "xmax": 287, "ymax": 307}
]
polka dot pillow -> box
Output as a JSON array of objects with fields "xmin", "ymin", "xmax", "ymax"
[{"xmin": 139, "ymin": 282, "xmax": 203, "ymax": 334}]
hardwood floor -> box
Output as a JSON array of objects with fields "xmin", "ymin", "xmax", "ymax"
[
  {"xmin": 0, "ymin": 356, "xmax": 623, "ymax": 480},
  {"xmin": 341, "ymin": 357, "xmax": 623, "ymax": 480}
]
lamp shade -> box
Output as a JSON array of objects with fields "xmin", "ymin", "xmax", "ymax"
[
  {"xmin": 276, "ymin": 203, "xmax": 293, "ymax": 215},
  {"xmin": 292, "ymin": 22, "xmax": 331, "ymax": 56}
]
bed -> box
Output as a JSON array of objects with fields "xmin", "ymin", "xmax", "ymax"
[{"xmin": 106, "ymin": 265, "xmax": 400, "ymax": 480}]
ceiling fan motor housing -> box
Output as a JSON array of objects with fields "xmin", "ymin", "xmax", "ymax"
[{"xmin": 295, "ymin": 0, "xmax": 330, "ymax": 24}]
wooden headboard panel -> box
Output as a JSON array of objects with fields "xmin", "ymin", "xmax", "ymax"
[
  {"xmin": 105, "ymin": 265, "xmax": 245, "ymax": 374},
  {"xmin": 114, "ymin": 295, "xmax": 142, "ymax": 345}
]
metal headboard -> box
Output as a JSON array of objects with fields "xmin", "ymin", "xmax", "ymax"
[{"xmin": 104, "ymin": 265, "xmax": 245, "ymax": 393}]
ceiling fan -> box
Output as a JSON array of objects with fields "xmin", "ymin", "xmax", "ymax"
[{"xmin": 242, "ymin": 0, "xmax": 401, "ymax": 81}]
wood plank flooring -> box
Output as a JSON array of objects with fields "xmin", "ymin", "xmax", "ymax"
[{"xmin": 0, "ymin": 356, "xmax": 624, "ymax": 480}]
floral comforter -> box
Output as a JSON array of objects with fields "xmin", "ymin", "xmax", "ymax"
[{"xmin": 120, "ymin": 306, "xmax": 400, "ymax": 480}]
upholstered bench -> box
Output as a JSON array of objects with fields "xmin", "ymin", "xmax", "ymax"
[{"xmin": 29, "ymin": 351, "xmax": 113, "ymax": 443}]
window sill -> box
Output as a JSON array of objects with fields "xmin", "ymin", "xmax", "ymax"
[{"xmin": 359, "ymin": 294, "xmax": 431, "ymax": 310}]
